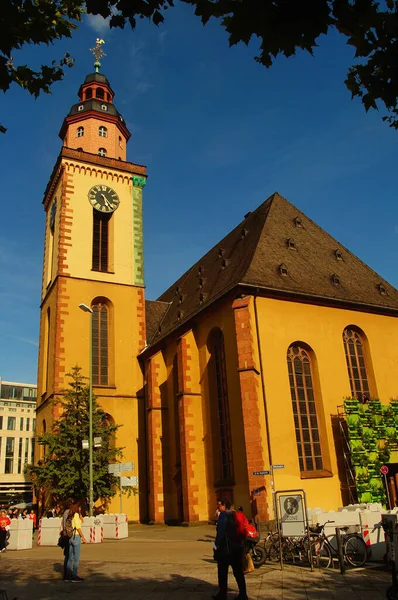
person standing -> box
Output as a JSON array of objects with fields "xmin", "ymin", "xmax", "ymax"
[
  {"xmin": 0, "ymin": 509, "xmax": 11, "ymax": 552},
  {"xmin": 29, "ymin": 509, "xmax": 37, "ymax": 532},
  {"xmin": 213, "ymin": 498, "xmax": 248, "ymax": 600},
  {"xmin": 64, "ymin": 501, "xmax": 87, "ymax": 582}
]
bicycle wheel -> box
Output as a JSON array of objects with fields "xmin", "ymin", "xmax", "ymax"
[
  {"xmin": 310, "ymin": 539, "xmax": 332, "ymax": 568},
  {"xmin": 344, "ymin": 535, "xmax": 367, "ymax": 568}
]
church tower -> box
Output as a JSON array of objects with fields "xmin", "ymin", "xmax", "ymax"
[{"xmin": 36, "ymin": 41, "xmax": 147, "ymax": 518}]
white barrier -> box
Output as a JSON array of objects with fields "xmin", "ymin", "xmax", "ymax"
[
  {"xmin": 81, "ymin": 516, "xmax": 103, "ymax": 544},
  {"xmin": 37, "ymin": 517, "xmax": 62, "ymax": 546},
  {"xmin": 7, "ymin": 518, "xmax": 33, "ymax": 551},
  {"xmin": 101, "ymin": 514, "xmax": 128, "ymax": 539},
  {"xmin": 309, "ymin": 503, "xmax": 387, "ymax": 562}
]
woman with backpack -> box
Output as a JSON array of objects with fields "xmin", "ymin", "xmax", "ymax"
[{"xmin": 64, "ymin": 501, "xmax": 87, "ymax": 582}]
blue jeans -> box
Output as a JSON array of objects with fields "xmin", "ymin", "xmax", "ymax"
[{"xmin": 66, "ymin": 535, "xmax": 81, "ymax": 579}]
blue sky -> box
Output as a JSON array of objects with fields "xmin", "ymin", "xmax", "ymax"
[{"xmin": 0, "ymin": 4, "xmax": 397, "ymax": 383}]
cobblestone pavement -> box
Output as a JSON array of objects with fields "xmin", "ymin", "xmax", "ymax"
[{"xmin": 0, "ymin": 525, "xmax": 392, "ymax": 600}]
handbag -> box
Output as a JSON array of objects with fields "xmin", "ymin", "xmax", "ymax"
[
  {"xmin": 242, "ymin": 551, "xmax": 255, "ymax": 574},
  {"xmin": 57, "ymin": 533, "xmax": 68, "ymax": 549}
]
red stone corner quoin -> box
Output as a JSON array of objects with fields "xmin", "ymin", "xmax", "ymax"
[{"xmin": 232, "ymin": 296, "xmax": 269, "ymax": 522}]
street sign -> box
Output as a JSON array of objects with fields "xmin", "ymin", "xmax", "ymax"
[
  {"xmin": 120, "ymin": 461, "xmax": 134, "ymax": 472},
  {"xmin": 82, "ymin": 440, "xmax": 89, "ymax": 450},
  {"xmin": 272, "ymin": 464, "xmax": 285, "ymax": 470},
  {"xmin": 279, "ymin": 494, "xmax": 305, "ymax": 537},
  {"xmin": 381, "ymin": 465, "xmax": 389, "ymax": 475},
  {"xmin": 108, "ymin": 461, "xmax": 134, "ymax": 475},
  {"xmin": 121, "ymin": 476, "xmax": 138, "ymax": 487},
  {"xmin": 252, "ymin": 470, "xmax": 270, "ymax": 476}
]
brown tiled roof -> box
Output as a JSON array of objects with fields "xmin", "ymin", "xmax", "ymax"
[
  {"xmin": 145, "ymin": 300, "xmax": 170, "ymax": 344},
  {"xmin": 146, "ymin": 192, "xmax": 398, "ymax": 347}
]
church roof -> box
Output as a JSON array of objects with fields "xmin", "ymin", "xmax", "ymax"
[
  {"xmin": 145, "ymin": 300, "xmax": 171, "ymax": 344},
  {"xmin": 145, "ymin": 192, "xmax": 398, "ymax": 348}
]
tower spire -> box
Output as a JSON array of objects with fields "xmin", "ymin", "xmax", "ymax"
[{"xmin": 90, "ymin": 38, "xmax": 106, "ymax": 73}]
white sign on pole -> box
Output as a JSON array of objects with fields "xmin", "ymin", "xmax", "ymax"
[
  {"xmin": 108, "ymin": 464, "xmax": 121, "ymax": 475},
  {"xmin": 279, "ymin": 494, "xmax": 305, "ymax": 537},
  {"xmin": 121, "ymin": 476, "xmax": 138, "ymax": 487},
  {"xmin": 120, "ymin": 461, "xmax": 134, "ymax": 472},
  {"xmin": 108, "ymin": 462, "xmax": 134, "ymax": 475}
]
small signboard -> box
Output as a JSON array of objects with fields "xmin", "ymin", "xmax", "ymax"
[
  {"xmin": 108, "ymin": 462, "xmax": 134, "ymax": 475},
  {"xmin": 381, "ymin": 465, "xmax": 389, "ymax": 475},
  {"xmin": 272, "ymin": 464, "xmax": 285, "ymax": 470},
  {"xmin": 252, "ymin": 470, "xmax": 270, "ymax": 476},
  {"xmin": 279, "ymin": 494, "xmax": 305, "ymax": 537},
  {"xmin": 121, "ymin": 476, "xmax": 138, "ymax": 487}
]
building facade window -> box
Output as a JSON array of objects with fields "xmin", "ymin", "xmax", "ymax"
[
  {"xmin": 343, "ymin": 327, "xmax": 371, "ymax": 400},
  {"xmin": 99, "ymin": 126, "xmax": 107, "ymax": 137},
  {"xmin": 85, "ymin": 88, "xmax": 92, "ymax": 99},
  {"xmin": 77, "ymin": 126, "xmax": 84, "ymax": 137},
  {"xmin": 0, "ymin": 416, "xmax": 2, "ymax": 429},
  {"xmin": 5, "ymin": 437, "xmax": 15, "ymax": 474},
  {"xmin": 96, "ymin": 88, "xmax": 104, "ymax": 99},
  {"xmin": 20, "ymin": 417, "xmax": 23, "ymax": 430},
  {"xmin": 287, "ymin": 344, "xmax": 323, "ymax": 473},
  {"xmin": 18, "ymin": 438, "xmax": 23, "ymax": 473},
  {"xmin": 92, "ymin": 211, "xmax": 110, "ymax": 272},
  {"xmin": 209, "ymin": 329, "xmax": 234, "ymax": 481},
  {"xmin": 92, "ymin": 302, "xmax": 109, "ymax": 386},
  {"xmin": 26, "ymin": 418, "xmax": 30, "ymax": 432},
  {"xmin": 98, "ymin": 147, "xmax": 107, "ymax": 157},
  {"xmin": 7, "ymin": 416, "xmax": 16, "ymax": 431}
]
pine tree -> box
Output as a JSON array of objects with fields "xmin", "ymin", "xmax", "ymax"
[{"xmin": 25, "ymin": 366, "xmax": 124, "ymax": 507}]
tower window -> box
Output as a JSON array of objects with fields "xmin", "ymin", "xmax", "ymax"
[
  {"xmin": 92, "ymin": 211, "xmax": 111, "ymax": 272},
  {"xmin": 101, "ymin": 104, "xmax": 108, "ymax": 111},
  {"xmin": 85, "ymin": 88, "xmax": 93, "ymax": 100},
  {"xmin": 96, "ymin": 88, "xmax": 105, "ymax": 99},
  {"xmin": 77, "ymin": 105, "xmax": 84, "ymax": 112},
  {"xmin": 98, "ymin": 148, "xmax": 107, "ymax": 157},
  {"xmin": 118, "ymin": 136, "xmax": 122, "ymax": 147},
  {"xmin": 92, "ymin": 302, "xmax": 109, "ymax": 386},
  {"xmin": 99, "ymin": 126, "xmax": 107, "ymax": 138},
  {"xmin": 77, "ymin": 126, "xmax": 84, "ymax": 138}
]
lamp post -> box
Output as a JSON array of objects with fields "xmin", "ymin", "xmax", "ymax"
[{"xmin": 78, "ymin": 303, "xmax": 94, "ymax": 517}]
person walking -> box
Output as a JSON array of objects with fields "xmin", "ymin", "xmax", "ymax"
[
  {"xmin": 213, "ymin": 498, "xmax": 248, "ymax": 600},
  {"xmin": 64, "ymin": 501, "xmax": 87, "ymax": 582},
  {"xmin": 0, "ymin": 509, "xmax": 11, "ymax": 552}
]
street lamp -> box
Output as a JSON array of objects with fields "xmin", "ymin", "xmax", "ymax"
[{"xmin": 78, "ymin": 303, "xmax": 94, "ymax": 517}]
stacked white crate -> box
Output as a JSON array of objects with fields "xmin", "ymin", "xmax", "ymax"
[
  {"xmin": 102, "ymin": 514, "xmax": 128, "ymax": 539},
  {"xmin": 7, "ymin": 518, "xmax": 33, "ymax": 550},
  {"xmin": 37, "ymin": 517, "xmax": 62, "ymax": 546}
]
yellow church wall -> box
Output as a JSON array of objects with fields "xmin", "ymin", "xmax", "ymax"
[
  {"xmin": 255, "ymin": 296, "xmax": 398, "ymax": 512},
  {"xmin": 60, "ymin": 159, "xmax": 135, "ymax": 285}
]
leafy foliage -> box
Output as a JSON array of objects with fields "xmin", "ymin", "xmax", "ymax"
[
  {"xmin": 1, "ymin": 1, "xmax": 398, "ymax": 128},
  {"xmin": 25, "ymin": 366, "xmax": 123, "ymax": 507}
]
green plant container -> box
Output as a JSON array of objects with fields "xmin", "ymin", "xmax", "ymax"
[
  {"xmin": 369, "ymin": 399, "xmax": 382, "ymax": 413},
  {"xmin": 390, "ymin": 400, "xmax": 398, "ymax": 413},
  {"xmin": 358, "ymin": 491, "xmax": 373, "ymax": 503},
  {"xmin": 344, "ymin": 399, "xmax": 359, "ymax": 413}
]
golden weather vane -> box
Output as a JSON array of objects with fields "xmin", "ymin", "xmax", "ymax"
[{"xmin": 90, "ymin": 38, "xmax": 106, "ymax": 73}]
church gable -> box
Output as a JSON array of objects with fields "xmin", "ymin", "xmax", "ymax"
[{"xmin": 148, "ymin": 193, "xmax": 398, "ymax": 348}]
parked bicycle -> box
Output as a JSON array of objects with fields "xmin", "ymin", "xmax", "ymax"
[
  {"xmin": 308, "ymin": 520, "xmax": 367, "ymax": 568},
  {"xmin": 263, "ymin": 521, "xmax": 367, "ymax": 569}
]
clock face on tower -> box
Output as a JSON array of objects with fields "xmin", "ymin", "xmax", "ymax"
[{"xmin": 88, "ymin": 185, "xmax": 120, "ymax": 213}]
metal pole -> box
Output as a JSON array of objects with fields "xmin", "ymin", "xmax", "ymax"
[
  {"xmin": 89, "ymin": 310, "xmax": 94, "ymax": 517},
  {"xmin": 335, "ymin": 527, "xmax": 346, "ymax": 575},
  {"xmin": 385, "ymin": 473, "xmax": 392, "ymax": 510},
  {"xmin": 120, "ymin": 474, "xmax": 123, "ymax": 514}
]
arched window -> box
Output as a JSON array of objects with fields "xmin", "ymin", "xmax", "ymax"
[
  {"xmin": 92, "ymin": 211, "xmax": 110, "ymax": 272},
  {"xmin": 96, "ymin": 88, "xmax": 104, "ymax": 99},
  {"xmin": 287, "ymin": 344, "xmax": 323, "ymax": 473},
  {"xmin": 98, "ymin": 148, "xmax": 107, "ymax": 157},
  {"xmin": 85, "ymin": 88, "xmax": 92, "ymax": 99},
  {"xmin": 99, "ymin": 126, "xmax": 107, "ymax": 137},
  {"xmin": 209, "ymin": 329, "xmax": 234, "ymax": 481},
  {"xmin": 343, "ymin": 327, "xmax": 370, "ymax": 400},
  {"xmin": 77, "ymin": 126, "xmax": 84, "ymax": 137},
  {"xmin": 92, "ymin": 302, "xmax": 108, "ymax": 385}
]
